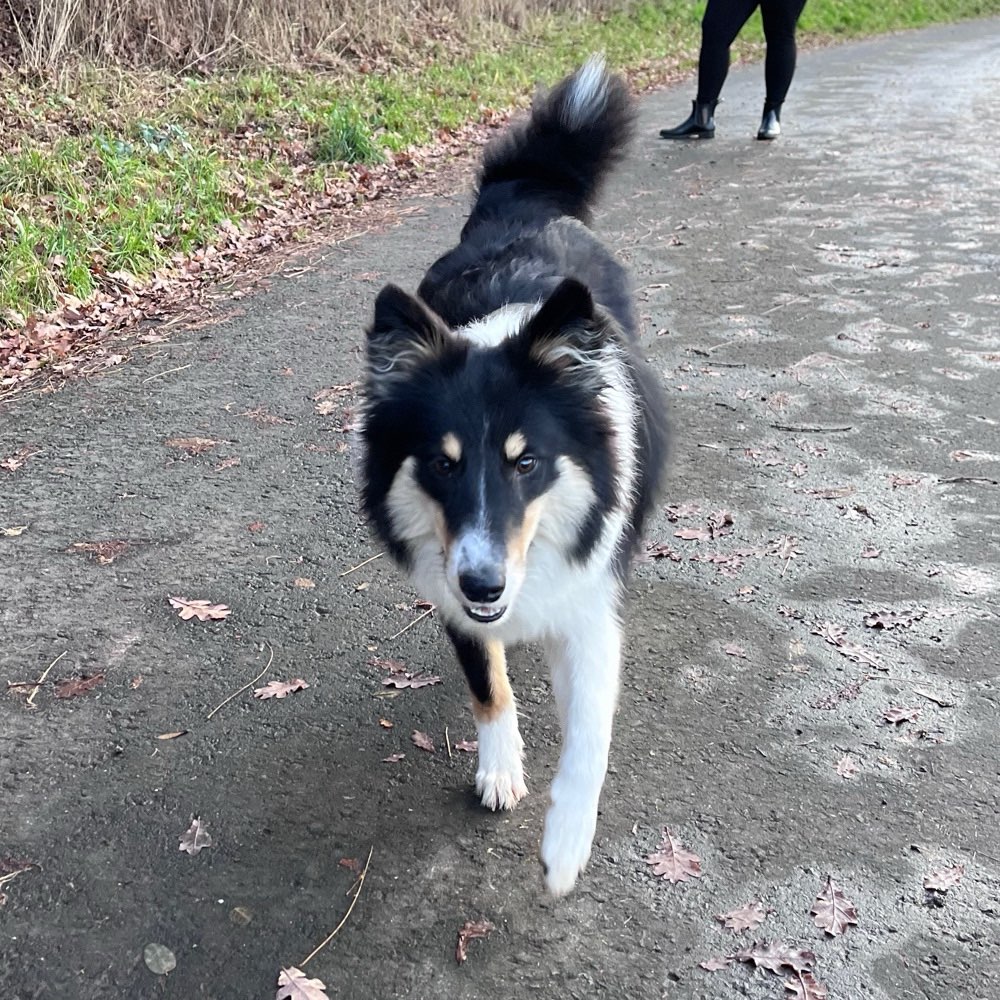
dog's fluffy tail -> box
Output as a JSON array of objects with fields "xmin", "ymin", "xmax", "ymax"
[{"xmin": 466, "ymin": 55, "xmax": 635, "ymax": 231}]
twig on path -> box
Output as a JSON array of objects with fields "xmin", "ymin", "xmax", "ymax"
[
  {"xmin": 338, "ymin": 553, "xmax": 383, "ymax": 577},
  {"xmin": 24, "ymin": 651, "xmax": 66, "ymax": 709},
  {"xmin": 142, "ymin": 364, "xmax": 192, "ymax": 384},
  {"xmin": 937, "ymin": 476, "xmax": 998, "ymax": 486},
  {"xmin": 300, "ymin": 846, "xmax": 374, "ymax": 967},
  {"xmin": 0, "ymin": 863, "xmax": 40, "ymax": 892},
  {"xmin": 388, "ymin": 607, "xmax": 434, "ymax": 642},
  {"xmin": 445, "ymin": 725, "xmax": 453, "ymax": 761},
  {"xmin": 770, "ymin": 423, "xmax": 853, "ymax": 433},
  {"xmin": 205, "ymin": 643, "xmax": 273, "ymax": 721}
]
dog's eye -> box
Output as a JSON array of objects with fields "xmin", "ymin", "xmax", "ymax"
[
  {"xmin": 515, "ymin": 455, "xmax": 538, "ymax": 475},
  {"xmin": 431, "ymin": 456, "xmax": 456, "ymax": 477}
]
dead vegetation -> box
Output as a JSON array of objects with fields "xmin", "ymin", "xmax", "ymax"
[{"xmin": 1, "ymin": 0, "xmax": 626, "ymax": 73}]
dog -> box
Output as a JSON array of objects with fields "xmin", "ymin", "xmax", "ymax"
[{"xmin": 358, "ymin": 56, "xmax": 668, "ymax": 895}]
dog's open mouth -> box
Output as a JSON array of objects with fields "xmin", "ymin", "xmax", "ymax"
[{"xmin": 464, "ymin": 604, "xmax": 507, "ymax": 624}]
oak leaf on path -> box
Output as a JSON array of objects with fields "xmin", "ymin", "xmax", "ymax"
[
  {"xmin": 254, "ymin": 679, "xmax": 309, "ymax": 700},
  {"xmin": 924, "ymin": 864, "xmax": 965, "ymax": 892},
  {"xmin": 411, "ymin": 730, "xmax": 435, "ymax": 752},
  {"xmin": 716, "ymin": 900, "xmax": 767, "ymax": 933},
  {"xmin": 810, "ymin": 876, "xmax": 858, "ymax": 936},
  {"xmin": 53, "ymin": 674, "xmax": 105, "ymax": 699},
  {"xmin": 455, "ymin": 918, "xmax": 494, "ymax": 964},
  {"xmin": 730, "ymin": 940, "xmax": 815, "ymax": 974},
  {"xmin": 179, "ymin": 817, "xmax": 212, "ymax": 856},
  {"xmin": 645, "ymin": 828, "xmax": 702, "ymax": 884},
  {"xmin": 168, "ymin": 597, "xmax": 231, "ymax": 622},
  {"xmin": 276, "ymin": 966, "xmax": 330, "ymax": 1000},
  {"xmin": 784, "ymin": 971, "xmax": 829, "ymax": 1000}
]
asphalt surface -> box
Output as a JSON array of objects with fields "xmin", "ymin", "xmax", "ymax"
[{"xmin": 2, "ymin": 18, "xmax": 999, "ymax": 1000}]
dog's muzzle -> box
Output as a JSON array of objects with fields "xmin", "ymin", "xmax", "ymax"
[{"xmin": 459, "ymin": 570, "xmax": 508, "ymax": 623}]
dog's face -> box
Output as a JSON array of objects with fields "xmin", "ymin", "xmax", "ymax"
[{"xmin": 361, "ymin": 279, "xmax": 621, "ymax": 627}]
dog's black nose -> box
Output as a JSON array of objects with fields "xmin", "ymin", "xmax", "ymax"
[{"xmin": 459, "ymin": 571, "xmax": 506, "ymax": 604}]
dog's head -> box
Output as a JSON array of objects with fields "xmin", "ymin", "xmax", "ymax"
[{"xmin": 360, "ymin": 278, "xmax": 627, "ymax": 628}]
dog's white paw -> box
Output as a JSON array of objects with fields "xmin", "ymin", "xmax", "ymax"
[
  {"xmin": 475, "ymin": 707, "xmax": 526, "ymax": 811},
  {"xmin": 540, "ymin": 801, "xmax": 597, "ymax": 896}
]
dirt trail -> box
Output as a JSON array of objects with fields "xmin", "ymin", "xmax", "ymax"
[{"xmin": 2, "ymin": 19, "xmax": 999, "ymax": 1000}]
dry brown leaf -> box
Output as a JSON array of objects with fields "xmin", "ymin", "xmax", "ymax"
[
  {"xmin": 699, "ymin": 956, "xmax": 732, "ymax": 972},
  {"xmin": 247, "ymin": 520, "xmax": 266, "ymax": 532},
  {"xmin": 179, "ymin": 817, "xmax": 212, "ymax": 856},
  {"xmin": 835, "ymin": 755, "xmax": 860, "ymax": 779},
  {"xmin": 67, "ymin": 540, "xmax": 129, "ymax": 565},
  {"xmin": 730, "ymin": 940, "xmax": 815, "ymax": 974},
  {"xmin": 812, "ymin": 622, "xmax": 847, "ymax": 645},
  {"xmin": 888, "ymin": 473, "xmax": 923, "ymax": 487},
  {"xmin": 723, "ymin": 643, "xmax": 748, "ymax": 659},
  {"xmin": 292, "ymin": 577, "xmax": 316, "ymax": 589},
  {"xmin": 665, "ymin": 502, "xmax": 701, "ymax": 521},
  {"xmin": 716, "ymin": 900, "xmax": 767, "ymax": 933},
  {"xmin": 810, "ymin": 876, "xmax": 858, "ymax": 936},
  {"xmin": 411, "ymin": 730, "xmax": 435, "ymax": 752},
  {"xmin": 254, "ymin": 678, "xmax": 309, "ymax": 700},
  {"xmin": 1, "ymin": 525, "xmax": 28, "ymax": 536},
  {"xmin": 383, "ymin": 752, "xmax": 405, "ymax": 763},
  {"xmin": 53, "ymin": 674, "xmax": 105, "ymax": 699},
  {"xmin": 276, "ymin": 966, "xmax": 330, "ymax": 1000},
  {"xmin": 378, "ymin": 718, "xmax": 393, "ymax": 729},
  {"xmin": 645, "ymin": 541, "xmax": 683, "ymax": 561},
  {"xmin": 884, "ymin": 705, "xmax": 921, "ymax": 725},
  {"xmin": 453, "ymin": 739, "xmax": 478, "ymax": 753},
  {"xmin": 382, "ymin": 673, "xmax": 441, "ymax": 689},
  {"xmin": 455, "ymin": 918, "xmax": 495, "ymax": 964},
  {"xmin": 645, "ymin": 828, "xmax": 702, "ymax": 884},
  {"xmin": 338, "ymin": 857, "xmax": 362, "ymax": 873},
  {"xmin": 165, "ymin": 436, "xmax": 219, "ymax": 455},
  {"xmin": 214, "ymin": 456, "xmax": 241, "ymax": 471},
  {"xmin": 168, "ymin": 597, "xmax": 231, "ymax": 622},
  {"xmin": 675, "ymin": 526, "xmax": 711, "ymax": 541},
  {"xmin": 864, "ymin": 609, "xmax": 924, "ymax": 630},
  {"xmin": 784, "ymin": 971, "xmax": 829, "ymax": 1000},
  {"xmin": 368, "ymin": 657, "xmax": 407, "ymax": 674},
  {"xmin": 157, "ymin": 731, "xmax": 187, "ymax": 740},
  {"xmin": 924, "ymin": 864, "xmax": 965, "ymax": 892},
  {"xmin": 860, "ymin": 545, "xmax": 881, "ymax": 559}
]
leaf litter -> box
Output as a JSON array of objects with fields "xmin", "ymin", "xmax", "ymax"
[
  {"xmin": 645, "ymin": 828, "xmax": 702, "ymax": 884},
  {"xmin": 168, "ymin": 597, "xmax": 231, "ymax": 621},
  {"xmin": 179, "ymin": 817, "xmax": 213, "ymax": 856},
  {"xmin": 810, "ymin": 876, "xmax": 858, "ymax": 936},
  {"xmin": 455, "ymin": 919, "xmax": 495, "ymax": 964},
  {"xmin": 53, "ymin": 673, "xmax": 105, "ymax": 699},
  {"xmin": 924, "ymin": 864, "xmax": 965, "ymax": 892},
  {"xmin": 716, "ymin": 900, "xmax": 768, "ymax": 933},
  {"xmin": 254, "ymin": 679, "xmax": 310, "ymax": 700},
  {"xmin": 276, "ymin": 967, "xmax": 330, "ymax": 1000}
]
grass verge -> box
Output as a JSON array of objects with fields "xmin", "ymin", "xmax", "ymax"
[{"xmin": 1, "ymin": 0, "xmax": 999, "ymax": 327}]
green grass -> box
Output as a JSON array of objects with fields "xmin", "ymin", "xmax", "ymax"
[{"xmin": 2, "ymin": 0, "xmax": 999, "ymax": 321}]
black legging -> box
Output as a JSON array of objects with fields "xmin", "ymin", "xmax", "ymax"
[{"xmin": 696, "ymin": 0, "xmax": 808, "ymax": 108}]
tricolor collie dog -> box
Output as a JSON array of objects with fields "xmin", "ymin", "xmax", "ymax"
[{"xmin": 359, "ymin": 56, "xmax": 668, "ymax": 895}]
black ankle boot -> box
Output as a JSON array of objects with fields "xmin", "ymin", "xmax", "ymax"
[
  {"xmin": 659, "ymin": 99, "xmax": 717, "ymax": 139},
  {"xmin": 757, "ymin": 104, "xmax": 781, "ymax": 140}
]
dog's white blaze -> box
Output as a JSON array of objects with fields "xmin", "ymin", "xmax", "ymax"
[
  {"xmin": 561, "ymin": 54, "xmax": 609, "ymax": 131},
  {"xmin": 449, "ymin": 527, "xmax": 500, "ymax": 581},
  {"xmin": 455, "ymin": 302, "xmax": 540, "ymax": 348},
  {"xmin": 475, "ymin": 703, "xmax": 527, "ymax": 811}
]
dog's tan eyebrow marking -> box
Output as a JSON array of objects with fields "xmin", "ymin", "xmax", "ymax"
[
  {"xmin": 503, "ymin": 431, "xmax": 527, "ymax": 462},
  {"xmin": 441, "ymin": 433, "xmax": 462, "ymax": 462}
]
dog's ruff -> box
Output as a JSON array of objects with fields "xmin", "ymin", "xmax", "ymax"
[{"xmin": 359, "ymin": 55, "xmax": 668, "ymax": 896}]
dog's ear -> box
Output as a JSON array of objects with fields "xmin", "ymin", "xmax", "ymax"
[
  {"xmin": 366, "ymin": 284, "xmax": 451, "ymax": 379},
  {"xmin": 514, "ymin": 278, "xmax": 612, "ymax": 375}
]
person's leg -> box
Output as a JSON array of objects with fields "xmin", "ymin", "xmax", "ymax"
[
  {"xmin": 757, "ymin": 0, "xmax": 808, "ymax": 138},
  {"xmin": 697, "ymin": 0, "xmax": 761, "ymax": 104},
  {"xmin": 660, "ymin": 0, "xmax": 760, "ymax": 138}
]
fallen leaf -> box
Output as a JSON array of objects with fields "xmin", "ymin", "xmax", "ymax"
[
  {"xmin": 143, "ymin": 942, "xmax": 177, "ymax": 975},
  {"xmin": 924, "ymin": 864, "xmax": 965, "ymax": 892},
  {"xmin": 645, "ymin": 541, "xmax": 683, "ymax": 560},
  {"xmin": 453, "ymin": 739, "xmax": 478, "ymax": 753},
  {"xmin": 730, "ymin": 940, "xmax": 815, "ymax": 974},
  {"xmin": 455, "ymin": 918, "xmax": 495, "ymax": 964},
  {"xmin": 382, "ymin": 673, "xmax": 441, "ymax": 689},
  {"xmin": 864, "ymin": 609, "xmax": 924, "ymax": 630},
  {"xmin": 810, "ymin": 876, "xmax": 858, "ymax": 936},
  {"xmin": 338, "ymin": 857, "xmax": 362, "ymax": 873},
  {"xmin": 835, "ymin": 755, "xmax": 860, "ymax": 779},
  {"xmin": 884, "ymin": 706, "xmax": 921, "ymax": 725},
  {"xmin": 168, "ymin": 597, "xmax": 231, "ymax": 621},
  {"xmin": 214, "ymin": 456, "xmax": 241, "ymax": 471},
  {"xmin": 784, "ymin": 971, "xmax": 829, "ymax": 1000},
  {"xmin": 157, "ymin": 731, "xmax": 187, "ymax": 741},
  {"xmin": 130, "ymin": 675, "xmax": 143, "ymax": 689},
  {"xmin": 383, "ymin": 752, "xmax": 405, "ymax": 763},
  {"xmin": 1, "ymin": 525, "xmax": 28, "ymax": 536},
  {"xmin": 700, "ymin": 956, "xmax": 732, "ymax": 972},
  {"xmin": 276, "ymin": 966, "xmax": 330, "ymax": 1000},
  {"xmin": 675, "ymin": 526, "xmax": 711, "ymax": 541},
  {"xmin": 53, "ymin": 674, "xmax": 105, "ymax": 699},
  {"xmin": 368, "ymin": 657, "xmax": 407, "ymax": 674},
  {"xmin": 378, "ymin": 718, "xmax": 393, "ymax": 729},
  {"xmin": 411, "ymin": 730, "xmax": 435, "ymax": 752},
  {"xmin": 68, "ymin": 540, "xmax": 129, "ymax": 565},
  {"xmin": 723, "ymin": 643, "xmax": 747, "ymax": 659},
  {"xmin": 888, "ymin": 473, "xmax": 923, "ymax": 487},
  {"xmin": 716, "ymin": 900, "xmax": 767, "ymax": 933},
  {"xmin": 179, "ymin": 817, "xmax": 212, "ymax": 856},
  {"xmin": 860, "ymin": 545, "xmax": 881, "ymax": 559},
  {"xmin": 247, "ymin": 520, "xmax": 266, "ymax": 532},
  {"xmin": 293, "ymin": 577, "xmax": 316, "ymax": 589},
  {"xmin": 665, "ymin": 502, "xmax": 702, "ymax": 521},
  {"xmin": 645, "ymin": 828, "xmax": 702, "ymax": 884},
  {"xmin": 254, "ymin": 679, "xmax": 309, "ymax": 700},
  {"xmin": 165, "ymin": 436, "xmax": 220, "ymax": 455}
]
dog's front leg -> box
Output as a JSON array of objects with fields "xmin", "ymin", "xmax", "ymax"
[
  {"xmin": 540, "ymin": 600, "xmax": 621, "ymax": 896},
  {"xmin": 446, "ymin": 625, "xmax": 527, "ymax": 811}
]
